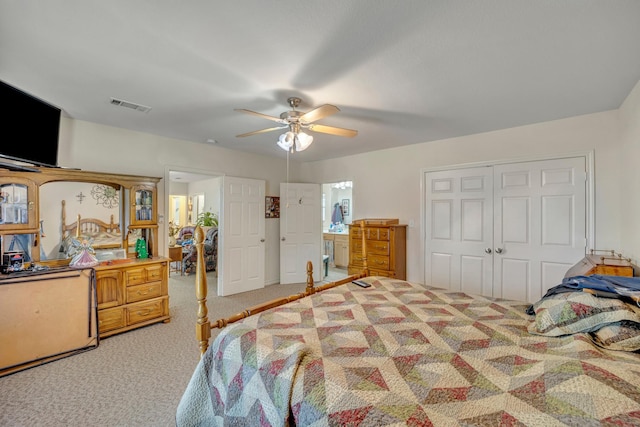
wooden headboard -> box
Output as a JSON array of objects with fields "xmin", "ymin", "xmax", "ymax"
[{"xmin": 61, "ymin": 200, "xmax": 120, "ymax": 247}]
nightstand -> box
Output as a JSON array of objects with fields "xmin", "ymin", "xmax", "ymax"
[{"xmin": 168, "ymin": 246, "xmax": 183, "ymax": 276}]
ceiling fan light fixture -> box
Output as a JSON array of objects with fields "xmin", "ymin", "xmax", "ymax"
[
  {"xmin": 277, "ymin": 131, "xmax": 295, "ymax": 151},
  {"xmin": 295, "ymin": 132, "xmax": 313, "ymax": 151}
]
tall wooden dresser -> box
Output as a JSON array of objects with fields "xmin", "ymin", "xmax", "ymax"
[{"xmin": 348, "ymin": 219, "xmax": 407, "ymax": 279}]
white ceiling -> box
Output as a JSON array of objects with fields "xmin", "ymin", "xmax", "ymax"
[{"xmin": 2, "ymin": 1, "xmax": 640, "ymax": 162}]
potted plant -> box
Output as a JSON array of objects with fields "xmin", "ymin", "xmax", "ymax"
[{"xmin": 196, "ymin": 211, "xmax": 218, "ymax": 228}]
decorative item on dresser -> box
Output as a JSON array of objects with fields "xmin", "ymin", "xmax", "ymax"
[{"xmin": 348, "ymin": 218, "xmax": 407, "ymax": 279}]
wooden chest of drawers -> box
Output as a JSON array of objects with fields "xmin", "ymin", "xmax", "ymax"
[
  {"xmin": 95, "ymin": 258, "xmax": 170, "ymax": 338},
  {"xmin": 348, "ymin": 219, "xmax": 407, "ymax": 279}
]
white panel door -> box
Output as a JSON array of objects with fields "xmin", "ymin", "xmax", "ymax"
[
  {"xmin": 425, "ymin": 156, "xmax": 587, "ymax": 303},
  {"xmin": 425, "ymin": 167, "xmax": 493, "ymax": 295},
  {"xmin": 493, "ymin": 157, "xmax": 586, "ymax": 302},
  {"xmin": 280, "ymin": 183, "xmax": 322, "ymax": 284},
  {"xmin": 218, "ymin": 176, "xmax": 265, "ymax": 296}
]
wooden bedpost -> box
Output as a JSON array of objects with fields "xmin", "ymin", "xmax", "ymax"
[
  {"xmin": 305, "ymin": 261, "xmax": 315, "ymax": 294},
  {"xmin": 75, "ymin": 214, "xmax": 81, "ymax": 238},
  {"xmin": 61, "ymin": 200, "xmax": 66, "ymax": 234},
  {"xmin": 194, "ymin": 226, "xmax": 211, "ymax": 356},
  {"xmin": 360, "ymin": 220, "xmax": 369, "ymax": 276}
]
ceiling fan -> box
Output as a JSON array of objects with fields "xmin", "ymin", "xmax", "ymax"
[{"xmin": 235, "ymin": 97, "xmax": 358, "ymax": 152}]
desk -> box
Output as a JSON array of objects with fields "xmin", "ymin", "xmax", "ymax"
[{"xmin": 168, "ymin": 246, "xmax": 183, "ymax": 276}]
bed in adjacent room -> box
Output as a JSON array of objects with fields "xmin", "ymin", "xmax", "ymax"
[{"xmin": 177, "ymin": 226, "xmax": 640, "ymax": 426}]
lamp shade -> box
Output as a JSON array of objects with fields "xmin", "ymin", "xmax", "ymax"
[
  {"xmin": 277, "ymin": 131, "xmax": 295, "ymax": 151},
  {"xmin": 294, "ymin": 132, "xmax": 313, "ymax": 152}
]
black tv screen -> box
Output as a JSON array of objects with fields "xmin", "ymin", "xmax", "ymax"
[{"xmin": 1, "ymin": 80, "xmax": 61, "ymax": 168}]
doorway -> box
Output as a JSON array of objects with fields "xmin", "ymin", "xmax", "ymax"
[
  {"xmin": 322, "ymin": 181, "xmax": 353, "ymax": 281},
  {"xmin": 165, "ymin": 167, "xmax": 222, "ymax": 278}
]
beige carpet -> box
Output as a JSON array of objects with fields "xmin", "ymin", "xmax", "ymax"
[{"xmin": 0, "ymin": 268, "xmax": 347, "ymax": 426}]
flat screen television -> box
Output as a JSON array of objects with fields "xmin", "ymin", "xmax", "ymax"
[{"xmin": 1, "ymin": 80, "xmax": 61, "ymax": 168}]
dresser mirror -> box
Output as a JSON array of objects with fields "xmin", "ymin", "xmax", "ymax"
[{"xmin": 38, "ymin": 181, "xmax": 125, "ymax": 262}]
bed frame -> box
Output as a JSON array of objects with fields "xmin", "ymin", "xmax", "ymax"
[
  {"xmin": 61, "ymin": 200, "xmax": 121, "ymax": 249},
  {"xmin": 193, "ymin": 222, "xmax": 370, "ymax": 355}
]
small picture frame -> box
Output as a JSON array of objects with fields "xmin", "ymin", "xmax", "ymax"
[
  {"xmin": 265, "ymin": 196, "xmax": 280, "ymax": 218},
  {"xmin": 341, "ymin": 199, "xmax": 350, "ymax": 216}
]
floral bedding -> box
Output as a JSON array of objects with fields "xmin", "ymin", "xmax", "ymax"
[{"xmin": 176, "ymin": 277, "xmax": 640, "ymax": 426}]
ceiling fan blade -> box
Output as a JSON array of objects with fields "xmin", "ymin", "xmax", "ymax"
[
  {"xmin": 234, "ymin": 108, "xmax": 287, "ymax": 124},
  {"xmin": 299, "ymin": 104, "xmax": 340, "ymax": 123},
  {"xmin": 307, "ymin": 123, "xmax": 358, "ymax": 138},
  {"xmin": 236, "ymin": 126, "xmax": 287, "ymax": 138}
]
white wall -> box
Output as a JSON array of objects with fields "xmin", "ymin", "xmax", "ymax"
[
  {"xmin": 619, "ymin": 79, "xmax": 640, "ymax": 265},
  {"xmin": 57, "ymin": 117, "xmax": 301, "ymax": 285},
  {"xmin": 55, "ymin": 106, "xmax": 630, "ymax": 285},
  {"xmin": 301, "ymin": 110, "xmax": 623, "ymax": 283},
  {"xmin": 189, "ymin": 176, "xmax": 221, "ymax": 223}
]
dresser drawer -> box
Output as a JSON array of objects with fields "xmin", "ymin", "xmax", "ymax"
[
  {"xmin": 127, "ymin": 299, "xmax": 165, "ymax": 325},
  {"xmin": 351, "ymin": 227, "xmax": 363, "ymax": 239},
  {"xmin": 377, "ymin": 228, "xmax": 390, "ymax": 241},
  {"xmin": 367, "ymin": 240, "xmax": 390, "ymax": 255},
  {"xmin": 368, "ymin": 254, "xmax": 390, "ymax": 271},
  {"xmin": 145, "ymin": 264, "xmax": 165, "ymax": 281},
  {"xmin": 126, "ymin": 281, "xmax": 162, "ymax": 303},
  {"xmin": 367, "ymin": 227, "xmax": 390, "ymax": 241},
  {"xmin": 98, "ymin": 307, "xmax": 125, "ymax": 333},
  {"xmin": 124, "ymin": 267, "xmax": 146, "ymax": 286},
  {"xmin": 369, "ymin": 269, "xmax": 392, "ymax": 278},
  {"xmin": 350, "ymin": 252, "xmax": 364, "ymax": 266}
]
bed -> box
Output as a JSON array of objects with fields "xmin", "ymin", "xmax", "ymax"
[
  {"xmin": 177, "ymin": 226, "xmax": 640, "ymax": 426},
  {"xmin": 60, "ymin": 200, "xmax": 136, "ymax": 250}
]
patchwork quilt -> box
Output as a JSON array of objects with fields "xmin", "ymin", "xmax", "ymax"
[{"xmin": 176, "ymin": 277, "xmax": 640, "ymax": 426}]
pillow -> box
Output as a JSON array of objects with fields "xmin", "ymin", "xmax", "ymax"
[
  {"xmin": 590, "ymin": 320, "xmax": 640, "ymax": 352},
  {"xmin": 528, "ymin": 291, "xmax": 640, "ymax": 337}
]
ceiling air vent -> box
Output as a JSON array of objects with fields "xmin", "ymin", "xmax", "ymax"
[{"xmin": 109, "ymin": 97, "xmax": 152, "ymax": 113}]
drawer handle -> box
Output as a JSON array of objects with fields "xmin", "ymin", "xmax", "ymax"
[
  {"xmin": 137, "ymin": 288, "xmax": 153, "ymax": 296},
  {"xmin": 136, "ymin": 309, "xmax": 152, "ymax": 317},
  {"xmin": 376, "ymin": 260, "xmax": 386, "ymax": 265}
]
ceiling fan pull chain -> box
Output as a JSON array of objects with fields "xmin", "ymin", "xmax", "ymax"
[{"xmin": 285, "ymin": 149, "xmax": 290, "ymax": 208}]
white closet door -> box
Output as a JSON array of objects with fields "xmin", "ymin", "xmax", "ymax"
[
  {"xmin": 425, "ymin": 167, "xmax": 494, "ymax": 296},
  {"xmin": 493, "ymin": 157, "xmax": 586, "ymax": 302},
  {"xmin": 424, "ymin": 156, "xmax": 587, "ymax": 303}
]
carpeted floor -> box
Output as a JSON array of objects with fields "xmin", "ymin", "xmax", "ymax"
[{"xmin": 0, "ymin": 268, "xmax": 346, "ymax": 426}]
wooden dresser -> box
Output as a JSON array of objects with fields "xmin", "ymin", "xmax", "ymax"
[
  {"xmin": 95, "ymin": 257, "xmax": 170, "ymax": 338},
  {"xmin": 565, "ymin": 250, "xmax": 634, "ymax": 278},
  {"xmin": 348, "ymin": 219, "xmax": 407, "ymax": 279}
]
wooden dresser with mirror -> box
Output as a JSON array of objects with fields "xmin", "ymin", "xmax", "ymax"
[{"xmin": 0, "ymin": 166, "xmax": 170, "ymax": 376}]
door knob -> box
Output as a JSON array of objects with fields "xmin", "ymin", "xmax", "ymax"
[
  {"xmin": 281, "ymin": 237, "xmax": 286, "ymax": 241},
  {"xmin": 484, "ymin": 248, "xmax": 492, "ymax": 254},
  {"xmin": 260, "ymin": 239, "xmax": 265, "ymax": 242},
  {"xmin": 495, "ymin": 247, "xmax": 503, "ymax": 254}
]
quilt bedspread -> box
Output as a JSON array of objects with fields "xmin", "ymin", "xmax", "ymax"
[{"xmin": 176, "ymin": 277, "xmax": 640, "ymax": 426}]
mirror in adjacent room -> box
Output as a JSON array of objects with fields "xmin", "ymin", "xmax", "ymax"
[
  {"xmin": 169, "ymin": 195, "xmax": 187, "ymax": 226},
  {"xmin": 322, "ymin": 181, "xmax": 353, "ymax": 231},
  {"xmin": 321, "ymin": 181, "xmax": 352, "ymax": 281}
]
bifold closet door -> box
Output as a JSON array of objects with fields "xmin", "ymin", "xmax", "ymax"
[{"xmin": 425, "ymin": 156, "xmax": 587, "ymax": 303}]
